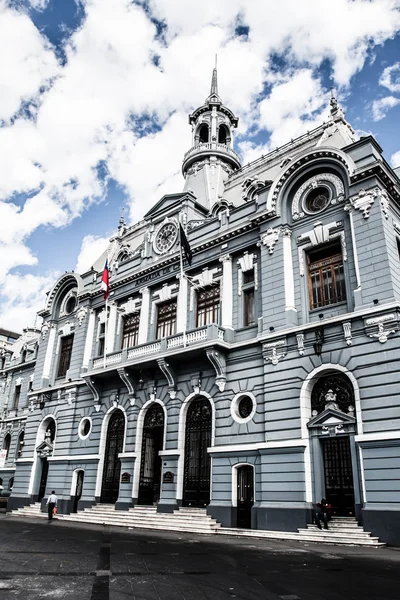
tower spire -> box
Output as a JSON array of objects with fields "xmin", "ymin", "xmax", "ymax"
[
  {"xmin": 206, "ymin": 55, "xmax": 221, "ymax": 104},
  {"xmin": 210, "ymin": 54, "xmax": 218, "ymax": 96}
]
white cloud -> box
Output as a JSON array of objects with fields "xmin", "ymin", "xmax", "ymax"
[
  {"xmin": 1, "ymin": 0, "xmax": 400, "ymax": 329},
  {"xmin": 371, "ymin": 95, "xmax": 400, "ymax": 120},
  {"xmin": 391, "ymin": 150, "xmax": 400, "ymax": 168},
  {"xmin": 75, "ymin": 234, "xmax": 110, "ymax": 274},
  {"xmin": 0, "ymin": 271, "xmax": 59, "ymax": 332},
  {"xmin": 379, "ymin": 62, "xmax": 400, "ymax": 93},
  {"xmin": 0, "ymin": 1, "xmax": 59, "ymax": 122}
]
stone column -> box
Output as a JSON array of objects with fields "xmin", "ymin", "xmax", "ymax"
[
  {"xmin": 176, "ymin": 275, "xmax": 188, "ymax": 333},
  {"xmin": 138, "ymin": 287, "xmax": 150, "ymax": 344},
  {"xmin": 219, "ymin": 254, "xmax": 233, "ymax": 330},
  {"xmin": 281, "ymin": 227, "xmax": 297, "ymax": 326},
  {"xmin": 82, "ymin": 310, "xmax": 95, "ymax": 372}
]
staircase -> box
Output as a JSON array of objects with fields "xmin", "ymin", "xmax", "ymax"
[
  {"xmin": 11, "ymin": 505, "xmax": 384, "ymax": 546},
  {"xmin": 296, "ymin": 516, "xmax": 385, "ymax": 546},
  {"xmin": 12, "ymin": 503, "xmax": 221, "ymax": 534},
  {"xmin": 219, "ymin": 516, "xmax": 384, "ymax": 547}
]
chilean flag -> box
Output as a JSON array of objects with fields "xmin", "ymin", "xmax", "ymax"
[{"xmin": 101, "ymin": 259, "xmax": 109, "ymax": 300}]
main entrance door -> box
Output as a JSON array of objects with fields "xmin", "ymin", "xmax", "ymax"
[
  {"xmin": 100, "ymin": 410, "xmax": 125, "ymax": 503},
  {"xmin": 73, "ymin": 471, "xmax": 84, "ymax": 513},
  {"xmin": 322, "ymin": 437, "xmax": 355, "ymax": 516},
  {"xmin": 183, "ymin": 398, "xmax": 211, "ymax": 507},
  {"xmin": 138, "ymin": 404, "xmax": 164, "ymax": 505},
  {"xmin": 38, "ymin": 458, "xmax": 48, "ymax": 502},
  {"xmin": 237, "ymin": 465, "xmax": 254, "ymax": 528}
]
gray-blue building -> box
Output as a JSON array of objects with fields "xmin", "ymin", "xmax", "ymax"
[{"xmin": 2, "ymin": 69, "xmax": 400, "ymax": 545}]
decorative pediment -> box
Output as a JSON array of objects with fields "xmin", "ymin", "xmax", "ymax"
[
  {"xmin": 36, "ymin": 440, "xmax": 53, "ymax": 458},
  {"xmin": 143, "ymin": 192, "xmax": 201, "ymax": 221},
  {"xmin": 307, "ymin": 406, "xmax": 356, "ymax": 437}
]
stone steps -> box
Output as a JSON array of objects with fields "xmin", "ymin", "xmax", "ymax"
[{"xmin": 10, "ymin": 504, "xmax": 385, "ymax": 546}]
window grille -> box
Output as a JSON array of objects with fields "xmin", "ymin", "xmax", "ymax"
[
  {"xmin": 156, "ymin": 301, "xmax": 177, "ymax": 339},
  {"xmin": 308, "ymin": 243, "xmax": 346, "ymax": 310},
  {"xmin": 121, "ymin": 313, "xmax": 140, "ymax": 349},
  {"xmin": 57, "ymin": 335, "xmax": 74, "ymax": 378},
  {"xmin": 196, "ymin": 285, "xmax": 220, "ymax": 327}
]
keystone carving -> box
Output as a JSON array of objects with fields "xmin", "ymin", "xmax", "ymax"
[{"xmin": 261, "ymin": 228, "xmax": 280, "ymax": 255}]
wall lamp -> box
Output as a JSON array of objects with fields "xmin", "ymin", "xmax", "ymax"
[{"xmin": 313, "ymin": 328, "xmax": 324, "ymax": 356}]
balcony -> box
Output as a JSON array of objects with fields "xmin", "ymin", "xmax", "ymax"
[
  {"xmin": 90, "ymin": 325, "xmax": 226, "ymax": 372},
  {"xmin": 182, "ymin": 142, "xmax": 241, "ymax": 174}
]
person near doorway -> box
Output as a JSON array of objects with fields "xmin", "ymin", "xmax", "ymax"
[
  {"xmin": 46, "ymin": 490, "xmax": 58, "ymax": 521},
  {"xmin": 315, "ymin": 498, "xmax": 331, "ymax": 530}
]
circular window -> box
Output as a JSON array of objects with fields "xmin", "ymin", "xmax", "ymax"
[
  {"xmin": 65, "ymin": 296, "xmax": 77, "ymax": 314},
  {"xmin": 79, "ymin": 418, "xmax": 92, "ymax": 439},
  {"xmin": 231, "ymin": 393, "xmax": 256, "ymax": 424},
  {"xmin": 304, "ymin": 186, "xmax": 330, "ymax": 213},
  {"xmin": 238, "ymin": 396, "xmax": 253, "ymax": 419}
]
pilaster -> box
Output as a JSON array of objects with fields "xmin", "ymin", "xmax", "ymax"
[
  {"xmin": 82, "ymin": 310, "xmax": 96, "ymax": 372},
  {"xmin": 219, "ymin": 254, "xmax": 233, "ymax": 329},
  {"xmin": 41, "ymin": 324, "xmax": 56, "ymax": 387},
  {"xmin": 281, "ymin": 227, "xmax": 297, "ymax": 326},
  {"xmin": 138, "ymin": 287, "xmax": 150, "ymax": 344},
  {"xmin": 176, "ymin": 275, "xmax": 188, "ymax": 333}
]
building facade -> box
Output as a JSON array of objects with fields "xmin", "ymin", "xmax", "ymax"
[{"xmin": 2, "ymin": 70, "xmax": 400, "ymax": 545}]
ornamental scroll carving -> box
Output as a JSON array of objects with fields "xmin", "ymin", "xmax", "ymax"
[{"xmin": 292, "ymin": 173, "xmax": 345, "ymax": 220}]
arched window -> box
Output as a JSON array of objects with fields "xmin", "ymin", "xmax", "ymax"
[
  {"xmin": 218, "ymin": 125, "xmax": 229, "ymax": 145},
  {"xmin": 311, "ymin": 373, "xmax": 354, "ymax": 415},
  {"xmin": 198, "ymin": 124, "xmax": 209, "ymax": 144},
  {"xmin": 16, "ymin": 431, "xmax": 25, "ymax": 458},
  {"xmin": 3, "ymin": 433, "xmax": 11, "ymax": 459}
]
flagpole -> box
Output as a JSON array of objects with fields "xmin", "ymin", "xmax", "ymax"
[{"xmin": 179, "ymin": 218, "xmax": 187, "ymax": 348}]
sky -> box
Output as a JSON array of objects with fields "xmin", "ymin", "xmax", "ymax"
[{"xmin": 1, "ymin": 0, "xmax": 400, "ymax": 333}]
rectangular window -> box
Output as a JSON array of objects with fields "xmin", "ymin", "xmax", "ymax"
[
  {"xmin": 308, "ymin": 242, "xmax": 346, "ymax": 310},
  {"xmin": 57, "ymin": 334, "xmax": 74, "ymax": 378},
  {"xmin": 242, "ymin": 269, "xmax": 256, "ymax": 327},
  {"xmin": 12, "ymin": 385, "xmax": 21, "ymax": 410},
  {"xmin": 121, "ymin": 313, "xmax": 140, "ymax": 349},
  {"xmin": 196, "ymin": 285, "xmax": 220, "ymax": 327},
  {"xmin": 156, "ymin": 301, "xmax": 177, "ymax": 339},
  {"xmin": 98, "ymin": 323, "xmax": 105, "ymax": 357}
]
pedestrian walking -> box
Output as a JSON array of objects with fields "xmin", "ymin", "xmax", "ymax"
[
  {"xmin": 315, "ymin": 498, "xmax": 331, "ymax": 530},
  {"xmin": 46, "ymin": 490, "xmax": 58, "ymax": 521}
]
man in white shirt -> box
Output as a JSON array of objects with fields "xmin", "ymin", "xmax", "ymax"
[{"xmin": 46, "ymin": 491, "xmax": 58, "ymax": 521}]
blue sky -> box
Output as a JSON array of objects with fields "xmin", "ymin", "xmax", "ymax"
[{"xmin": 0, "ymin": 0, "xmax": 400, "ymax": 331}]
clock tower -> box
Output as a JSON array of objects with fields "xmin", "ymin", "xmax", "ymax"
[{"xmin": 182, "ymin": 63, "xmax": 241, "ymax": 211}]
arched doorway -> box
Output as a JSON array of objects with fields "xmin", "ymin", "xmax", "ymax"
[
  {"xmin": 100, "ymin": 410, "xmax": 125, "ymax": 503},
  {"xmin": 37, "ymin": 419, "xmax": 56, "ymax": 502},
  {"xmin": 138, "ymin": 404, "xmax": 164, "ymax": 505},
  {"xmin": 236, "ymin": 465, "xmax": 254, "ymax": 529},
  {"xmin": 73, "ymin": 470, "xmax": 84, "ymax": 513},
  {"xmin": 183, "ymin": 397, "xmax": 211, "ymax": 507},
  {"xmin": 310, "ymin": 373, "xmax": 356, "ymax": 516}
]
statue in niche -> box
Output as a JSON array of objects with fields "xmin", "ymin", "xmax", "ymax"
[
  {"xmin": 324, "ymin": 389, "xmax": 339, "ymax": 411},
  {"xmin": 45, "ymin": 428, "xmax": 53, "ymax": 443}
]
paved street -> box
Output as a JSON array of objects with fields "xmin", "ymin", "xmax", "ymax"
[{"xmin": 0, "ymin": 515, "xmax": 399, "ymax": 600}]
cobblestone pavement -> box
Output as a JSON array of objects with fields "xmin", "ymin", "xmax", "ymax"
[{"xmin": 1, "ymin": 515, "xmax": 399, "ymax": 600}]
